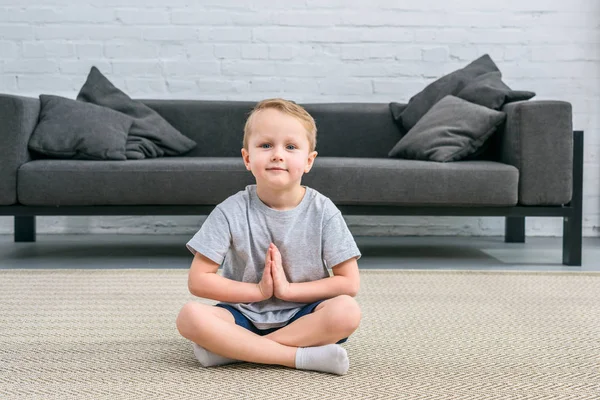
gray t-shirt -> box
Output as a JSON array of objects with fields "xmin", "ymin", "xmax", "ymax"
[{"xmin": 186, "ymin": 184, "xmax": 361, "ymax": 329}]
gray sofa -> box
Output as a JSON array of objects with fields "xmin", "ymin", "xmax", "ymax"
[{"xmin": 0, "ymin": 94, "xmax": 583, "ymax": 265}]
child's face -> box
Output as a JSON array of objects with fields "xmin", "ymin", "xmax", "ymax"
[{"xmin": 241, "ymin": 108, "xmax": 317, "ymax": 191}]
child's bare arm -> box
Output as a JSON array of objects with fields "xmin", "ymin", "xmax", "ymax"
[
  {"xmin": 188, "ymin": 253, "xmax": 268, "ymax": 303},
  {"xmin": 277, "ymin": 256, "xmax": 360, "ymax": 303}
]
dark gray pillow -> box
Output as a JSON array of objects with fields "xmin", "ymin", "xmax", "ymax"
[
  {"xmin": 388, "ymin": 96, "xmax": 506, "ymax": 162},
  {"xmin": 397, "ymin": 54, "xmax": 532, "ymax": 132},
  {"xmin": 76, "ymin": 67, "xmax": 197, "ymax": 159},
  {"xmin": 456, "ymin": 71, "xmax": 535, "ymax": 110},
  {"xmin": 28, "ymin": 95, "xmax": 132, "ymax": 160},
  {"xmin": 398, "ymin": 54, "xmax": 497, "ymax": 131},
  {"xmin": 389, "ymin": 102, "xmax": 407, "ymax": 127}
]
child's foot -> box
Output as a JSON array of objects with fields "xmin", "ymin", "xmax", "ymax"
[
  {"xmin": 192, "ymin": 343, "xmax": 242, "ymax": 367},
  {"xmin": 295, "ymin": 344, "xmax": 349, "ymax": 375}
]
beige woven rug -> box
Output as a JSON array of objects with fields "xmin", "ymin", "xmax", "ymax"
[{"xmin": 1, "ymin": 269, "xmax": 598, "ymax": 400}]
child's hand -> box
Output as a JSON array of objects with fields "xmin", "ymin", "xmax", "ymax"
[
  {"xmin": 258, "ymin": 245, "xmax": 274, "ymax": 300},
  {"xmin": 270, "ymin": 243, "xmax": 291, "ymax": 300}
]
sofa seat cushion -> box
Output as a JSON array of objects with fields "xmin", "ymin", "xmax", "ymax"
[
  {"xmin": 18, "ymin": 158, "xmax": 254, "ymax": 206},
  {"xmin": 305, "ymin": 158, "xmax": 518, "ymax": 206},
  {"xmin": 18, "ymin": 157, "xmax": 518, "ymax": 207}
]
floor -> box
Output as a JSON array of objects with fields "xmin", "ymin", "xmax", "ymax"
[{"xmin": 0, "ymin": 234, "xmax": 598, "ymax": 272}]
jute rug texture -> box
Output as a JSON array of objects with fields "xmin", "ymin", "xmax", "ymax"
[{"xmin": 1, "ymin": 269, "xmax": 598, "ymax": 399}]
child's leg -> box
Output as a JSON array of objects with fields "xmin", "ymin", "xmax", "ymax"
[
  {"xmin": 176, "ymin": 302, "xmax": 296, "ymax": 368},
  {"xmin": 263, "ymin": 295, "xmax": 361, "ymax": 347},
  {"xmin": 192, "ymin": 342, "xmax": 240, "ymax": 367},
  {"xmin": 189, "ymin": 305, "xmax": 241, "ymax": 367},
  {"xmin": 176, "ymin": 302, "xmax": 350, "ymax": 374}
]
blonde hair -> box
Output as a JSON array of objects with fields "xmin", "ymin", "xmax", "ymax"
[{"xmin": 243, "ymin": 98, "xmax": 317, "ymax": 151}]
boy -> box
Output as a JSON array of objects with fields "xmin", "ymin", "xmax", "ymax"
[{"xmin": 176, "ymin": 98, "xmax": 362, "ymax": 375}]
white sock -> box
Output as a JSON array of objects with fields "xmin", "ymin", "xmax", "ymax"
[
  {"xmin": 192, "ymin": 343, "xmax": 242, "ymax": 367},
  {"xmin": 295, "ymin": 344, "xmax": 349, "ymax": 375}
]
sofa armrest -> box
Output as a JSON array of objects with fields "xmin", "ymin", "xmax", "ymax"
[
  {"xmin": 0, "ymin": 94, "xmax": 40, "ymax": 205},
  {"xmin": 499, "ymin": 100, "xmax": 573, "ymax": 205}
]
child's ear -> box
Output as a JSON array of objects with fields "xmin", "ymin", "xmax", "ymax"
[
  {"xmin": 304, "ymin": 151, "xmax": 318, "ymax": 173},
  {"xmin": 241, "ymin": 148, "xmax": 251, "ymax": 171}
]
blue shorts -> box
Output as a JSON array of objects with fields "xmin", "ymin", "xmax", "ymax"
[{"xmin": 215, "ymin": 300, "xmax": 348, "ymax": 344}]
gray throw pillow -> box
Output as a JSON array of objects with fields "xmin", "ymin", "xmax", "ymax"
[
  {"xmin": 389, "ymin": 102, "xmax": 407, "ymax": 129},
  {"xmin": 397, "ymin": 54, "xmax": 532, "ymax": 132},
  {"xmin": 76, "ymin": 67, "xmax": 197, "ymax": 159},
  {"xmin": 388, "ymin": 96, "xmax": 506, "ymax": 162},
  {"xmin": 456, "ymin": 71, "xmax": 535, "ymax": 110},
  {"xmin": 398, "ymin": 54, "xmax": 497, "ymax": 131},
  {"xmin": 28, "ymin": 95, "xmax": 132, "ymax": 160}
]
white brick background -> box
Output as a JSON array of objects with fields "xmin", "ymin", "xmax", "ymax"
[{"xmin": 0, "ymin": 0, "xmax": 599, "ymax": 237}]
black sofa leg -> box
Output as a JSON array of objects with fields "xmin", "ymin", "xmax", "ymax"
[
  {"xmin": 14, "ymin": 216, "xmax": 36, "ymax": 242},
  {"xmin": 563, "ymin": 215, "xmax": 582, "ymax": 266},
  {"xmin": 562, "ymin": 130, "xmax": 584, "ymax": 266},
  {"xmin": 505, "ymin": 217, "xmax": 525, "ymax": 243}
]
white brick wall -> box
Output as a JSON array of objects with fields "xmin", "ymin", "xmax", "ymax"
[{"xmin": 1, "ymin": 0, "xmax": 599, "ymax": 237}]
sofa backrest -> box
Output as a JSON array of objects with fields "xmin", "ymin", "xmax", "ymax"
[{"xmin": 141, "ymin": 100, "xmax": 404, "ymax": 158}]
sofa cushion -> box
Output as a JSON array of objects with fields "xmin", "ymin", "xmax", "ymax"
[
  {"xmin": 77, "ymin": 67, "xmax": 197, "ymax": 159},
  {"xmin": 17, "ymin": 157, "xmax": 518, "ymax": 207},
  {"xmin": 388, "ymin": 96, "xmax": 506, "ymax": 162},
  {"xmin": 306, "ymin": 158, "xmax": 518, "ymax": 206},
  {"xmin": 28, "ymin": 95, "xmax": 132, "ymax": 161},
  {"xmin": 140, "ymin": 100, "xmax": 403, "ymax": 158},
  {"xmin": 396, "ymin": 54, "xmax": 534, "ymax": 131},
  {"xmin": 388, "ymin": 102, "xmax": 408, "ymax": 137},
  {"xmin": 18, "ymin": 158, "xmax": 255, "ymax": 206},
  {"xmin": 456, "ymin": 71, "xmax": 535, "ymax": 110}
]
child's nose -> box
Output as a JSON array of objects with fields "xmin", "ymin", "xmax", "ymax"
[{"xmin": 271, "ymin": 148, "xmax": 284, "ymax": 160}]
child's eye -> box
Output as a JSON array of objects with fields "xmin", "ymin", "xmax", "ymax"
[
  {"xmin": 260, "ymin": 143, "xmax": 271, "ymax": 149},
  {"xmin": 286, "ymin": 144, "xmax": 296, "ymax": 150}
]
